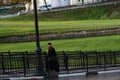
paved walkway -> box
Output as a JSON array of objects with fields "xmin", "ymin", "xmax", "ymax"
[
  {"xmin": 10, "ymin": 71, "xmax": 120, "ymax": 80},
  {"xmin": 58, "ymin": 72, "xmax": 120, "ymax": 80}
]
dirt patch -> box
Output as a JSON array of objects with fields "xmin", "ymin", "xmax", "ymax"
[{"xmin": 0, "ymin": 28, "xmax": 120, "ymax": 43}]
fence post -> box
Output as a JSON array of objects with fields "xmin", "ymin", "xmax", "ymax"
[
  {"xmin": 63, "ymin": 51, "xmax": 69, "ymax": 74},
  {"xmin": 26, "ymin": 51, "xmax": 30, "ymax": 69},
  {"xmin": 1, "ymin": 53, "xmax": 5, "ymax": 74},
  {"xmin": 86, "ymin": 54, "xmax": 88, "ymax": 73},
  {"xmin": 104, "ymin": 52, "xmax": 106, "ymax": 71},
  {"xmin": 83, "ymin": 52, "xmax": 85, "ymax": 69},
  {"xmin": 114, "ymin": 51, "xmax": 116, "ymax": 66},
  {"xmin": 110, "ymin": 50, "xmax": 112, "ymax": 65},
  {"xmin": 98, "ymin": 52, "xmax": 101, "ymax": 67},
  {"xmin": 23, "ymin": 52, "xmax": 26, "ymax": 77},
  {"xmin": 96, "ymin": 51, "xmax": 99, "ymax": 66},
  {"xmin": 44, "ymin": 51, "xmax": 50, "ymax": 76},
  {"xmin": 80, "ymin": 52, "xmax": 85, "ymax": 68},
  {"xmin": 8, "ymin": 51, "xmax": 12, "ymax": 72}
]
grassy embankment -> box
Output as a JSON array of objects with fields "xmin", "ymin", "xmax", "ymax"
[
  {"xmin": 0, "ymin": 35, "xmax": 120, "ymax": 52},
  {"xmin": 0, "ymin": 19, "xmax": 120, "ymax": 37},
  {"xmin": 0, "ymin": 4, "xmax": 120, "ymax": 37},
  {"xmin": 0, "ymin": 4, "xmax": 120, "ymax": 52},
  {"xmin": 0, "ymin": 4, "xmax": 120, "ymax": 21},
  {"xmin": 0, "ymin": 4, "xmax": 120, "ymax": 35}
]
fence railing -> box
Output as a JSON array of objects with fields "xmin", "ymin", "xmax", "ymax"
[
  {"xmin": 0, "ymin": 50, "xmax": 120, "ymax": 79},
  {"xmin": 0, "ymin": 27, "xmax": 120, "ymax": 43}
]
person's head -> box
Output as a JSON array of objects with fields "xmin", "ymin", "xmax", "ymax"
[{"xmin": 48, "ymin": 43, "xmax": 52, "ymax": 49}]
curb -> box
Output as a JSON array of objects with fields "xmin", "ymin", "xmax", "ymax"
[{"xmin": 8, "ymin": 70, "xmax": 120, "ymax": 80}]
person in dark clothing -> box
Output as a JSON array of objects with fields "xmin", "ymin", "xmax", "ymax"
[{"xmin": 46, "ymin": 43, "xmax": 59, "ymax": 73}]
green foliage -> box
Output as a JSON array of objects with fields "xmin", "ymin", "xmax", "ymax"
[
  {"xmin": 38, "ymin": 4, "xmax": 120, "ymax": 21},
  {"xmin": 100, "ymin": 14, "xmax": 108, "ymax": 19},
  {"xmin": 109, "ymin": 11, "xmax": 120, "ymax": 19}
]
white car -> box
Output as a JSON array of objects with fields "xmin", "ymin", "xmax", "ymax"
[
  {"xmin": 38, "ymin": 5, "xmax": 52, "ymax": 11},
  {"xmin": 17, "ymin": 10, "xmax": 27, "ymax": 15}
]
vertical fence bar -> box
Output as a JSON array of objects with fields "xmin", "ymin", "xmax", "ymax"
[
  {"xmin": 110, "ymin": 51, "xmax": 112, "ymax": 65},
  {"xmin": 63, "ymin": 51, "xmax": 69, "ymax": 74},
  {"xmin": 1, "ymin": 53, "xmax": 5, "ymax": 74},
  {"xmin": 23, "ymin": 52, "xmax": 26, "ymax": 77},
  {"xmin": 45, "ymin": 51, "xmax": 50, "ymax": 77},
  {"xmin": 44, "ymin": 51, "xmax": 47, "ymax": 75},
  {"xmin": 86, "ymin": 54, "xmax": 88, "ymax": 73},
  {"xmin": 104, "ymin": 52, "xmax": 106, "ymax": 71},
  {"xmin": 114, "ymin": 51, "xmax": 116, "ymax": 66},
  {"xmin": 98, "ymin": 52, "xmax": 101, "ymax": 68},
  {"xmin": 83, "ymin": 52, "xmax": 85, "ymax": 69},
  {"xmin": 8, "ymin": 51, "xmax": 12, "ymax": 72},
  {"xmin": 26, "ymin": 51, "xmax": 30, "ymax": 69},
  {"xmin": 96, "ymin": 52, "xmax": 99, "ymax": 66}
]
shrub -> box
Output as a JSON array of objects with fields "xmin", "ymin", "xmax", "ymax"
[{"xmin": 109, "ymin": 11, "xmax": 120, "ymax": 19}]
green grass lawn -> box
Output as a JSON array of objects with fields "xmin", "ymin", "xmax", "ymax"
[
  {"xmin": 0, "ymin": 35, "xmax": 120, "ymax": 52},
  {"xmin": 0, "ymin": 19, "xmax": 120, "ymax": 35}
]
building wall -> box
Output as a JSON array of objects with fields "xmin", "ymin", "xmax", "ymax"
[
  {"xmin": 70, "ymin": 0, "xmax": 80, "ymax": 5},
  {"xmin": 30, "ymin": 0, "xmax": 104, "ymax": 10},
  {"xmin": 60, "ymin": 0, "xmax": 70, "ymax": 7},
  {"xmin": 51, "ymin": 0, "xmax": 70, "ymax": 8},
  {"xmin": 51, "ymin": 0, "xmax": 61, "ymax": 8},
  {"xmin": 30, "ymin": 0, "xmax": 41, "ymax": 10},
  {"xmin": 31, "ymin": 0, "xmax": 70, "ymax": 9},
  {"xmin": 31, "ymin": 0, "xmax": 52, "ymax": 10},
  {"xmin": 70, "ymin": 0, "xmax": 103, "ymax": 5},
  {"xmin": 83, "ymin": 0, "xmax": 101, "ymax": 4}
]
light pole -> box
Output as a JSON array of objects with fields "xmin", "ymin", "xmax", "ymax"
[{"xmin": 33, "ymin": 0, "xmax": 44, "ymax": 76}]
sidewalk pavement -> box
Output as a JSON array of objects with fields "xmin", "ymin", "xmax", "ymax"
[
  {"xmin": 59, "ymin": 72, "xmax": 120, "ymax": 80},
  {"xmin": 10, "ymin": 70, "xmax": 120, "ymax": 80}
]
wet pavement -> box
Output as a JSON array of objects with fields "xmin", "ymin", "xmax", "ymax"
[
  {"xmin": 9, "ymin": 71, "xmax": 120, "ymax": 80},
  {"xmin": 58, "ymin": 73, "xmax": 120, "ymax": 80},
  {"xmin": 25, "ymin": 72, "xmax": 120, "ymax": 80}
]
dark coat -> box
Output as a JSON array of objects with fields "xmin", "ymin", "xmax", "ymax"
[{"xmin": 46, "ymin": 47, "xmax": 59, "ymax": 72}]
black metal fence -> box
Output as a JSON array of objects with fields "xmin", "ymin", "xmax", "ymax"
[
  {"xmin": 0, "ymin": 50, "xmax": 120, "ymax": 79},
  {"xmin": 0, "ymin": 26, "xmax": 120, "ymax": 43}
]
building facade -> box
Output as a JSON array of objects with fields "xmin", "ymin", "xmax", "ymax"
[
  {"xmin": 30, "ymin": 0, "xmax": 104, "ymax": 10},
  {"xmin": 30, "ymin": 0, "xmax": 71, "ymax": 10}
]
